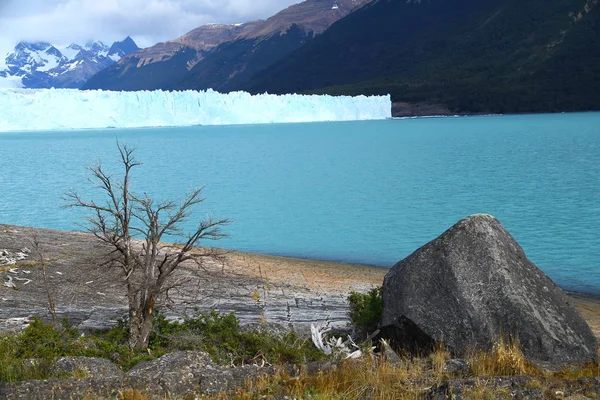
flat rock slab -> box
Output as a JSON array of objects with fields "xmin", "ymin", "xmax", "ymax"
[{"xmin": 0, "ymin": 224, "xmax": 383, "ymax": 332}]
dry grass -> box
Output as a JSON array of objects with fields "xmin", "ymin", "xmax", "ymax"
[
  {"xmin": 460, "ymin": 378, "xmax": 513, "ymax": 400},
  {"xmin": 222, "ymin": 356, "xmax": 429, "ymax": 400},
  {"xmin": 73, "ymin": 340, "xmax": 600, "ymax": 400},
  {"xmin": 430, "ymin": 342, "xmax": 451, "ymax": 379},
  {"xmin": 554, "ymin": 347, "xmax": 600, "ymax": 380},
  {"xmin": 203, "ymin": 339, "xmax": 537, "ymax": 399},
  {"xmin": 467, "ymin": 336, "xmax": 538, "ymax": 377},
  {"xmin": 201, "ymin": 339, "xmax": 598, "ymax": 400}
]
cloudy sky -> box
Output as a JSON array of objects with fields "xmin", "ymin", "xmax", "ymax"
[{"xmin": 0, "ymin": 0, "xmax": 299, "ymax": 58}]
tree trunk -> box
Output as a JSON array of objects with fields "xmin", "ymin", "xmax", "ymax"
[{"xmin": 128, "ymin": 296, "xmax": 156, "ymax": 349}]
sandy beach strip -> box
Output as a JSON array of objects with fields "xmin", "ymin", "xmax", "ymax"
[{"xmin": 224, "ymin": 250, "xmax": 600, "ymax": 339}]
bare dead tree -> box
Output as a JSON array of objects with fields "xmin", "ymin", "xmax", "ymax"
[{"xmin": 64, "ymin": 142, "xmax": 230, "ymax": 349}]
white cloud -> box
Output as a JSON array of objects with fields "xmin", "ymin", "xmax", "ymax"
[{"xmin": 0, "ymin": 0, "xmax": 299, "ymax": 61}]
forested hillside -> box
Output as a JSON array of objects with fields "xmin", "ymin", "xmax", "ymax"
[{"xmin": 242, "ymin": 0, "xmax": 600, "ymax": 114}]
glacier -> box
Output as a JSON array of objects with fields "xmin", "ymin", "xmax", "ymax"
[{"xmin": 0, "ymin": 89, "xmax": 391, "ymax": 132}]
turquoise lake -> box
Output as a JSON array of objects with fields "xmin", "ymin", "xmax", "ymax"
[{"xmin": 1, "ymin": 113, "xmax": 599, "ymax": 294}]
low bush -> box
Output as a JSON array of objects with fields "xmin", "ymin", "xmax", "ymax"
[
  {"xmin": 0, "ymin": 310, "xmax": 325, "ymax": 382},
  {"xmin": 148, "ymin": 310, "xmax": 324, "ymax": 365},
  {"xmin": 0, "ymin": 317, "xmax": 80, "ymax": 381},
  {"xmin": 347, "ymin": 286, "xmax": 383, "ymax": 337}
]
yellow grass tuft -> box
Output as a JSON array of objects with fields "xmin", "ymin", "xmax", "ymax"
[
  {"xmin": 252, "ymin": 290, "xmax": 260, "ymax": 303},
  {"xmin": 118, "ymin": 389, "xmax": 150, "ymax": 400},
  {"xmin": 467, "ymin": 335, "xmax": 538, "ymax": 376},
  {"xmin": 430, "ymin": 341, "xmax": 451, "ymax": 380},
  {"xmin": 554, "ymin": 348, "xmax": 599, "ymax": 380}
]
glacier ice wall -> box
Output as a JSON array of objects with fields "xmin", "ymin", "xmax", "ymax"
[{"xmin": 0, "ymin": 89, "xmax": 391, "ymax": 132}]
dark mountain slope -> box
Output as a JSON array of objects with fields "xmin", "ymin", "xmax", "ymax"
[
  {"xmin": 83, "ymin": 45, "xmax": 198, "ymax": 91},
  {"xmin": 242, "ymin": 0, "xmax": 600, "ymax": 114},
  {"xmin": 108, "ymin": 36, "xmax": 140, "ymax": 58},
  {"xmin": 171, "ymin": 24, "xmax": 315, "ymax": 91},
  {"xmin": 82, "ymin": 24, "xmax": 243, "ymax": 91},
  {"xmin": 84, "ymin": 0, "xmax": 369, "ymax": 92}
]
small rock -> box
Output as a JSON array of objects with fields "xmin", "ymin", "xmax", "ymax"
[
  {"xmin": 3, "ymin": 275, "xmax": 17, "ymax": 289},
  {"xmin": 512, "ymin": 388, "xmax": 544, "ymax": 399},
  {"xmin": 379, "ymin": 338, "xmax": 402, "ymax": 365},
  {"xmin": 128, "ymin": 351, "xmax": 228, "ymax": 395},
  {"xmin": 128, "ymin": 351, "xmax": 215, "ymax": 378}
]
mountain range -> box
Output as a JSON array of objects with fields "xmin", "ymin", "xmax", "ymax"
[
  {"xmin": 82, "ymin": 0, "xmax": 370, "ymax": 91},
  {"xmin": 0, "ymin": 37, "xmax": 140, "ymax": 89},
  {"xmin": 56, "ymin": 0, "xmax": 600, "ymax": 114},
  {"xmin": 241, "ymin": 0, "xmax": 600, "ymax": 114}
]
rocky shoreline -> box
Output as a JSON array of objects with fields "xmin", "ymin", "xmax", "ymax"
[
  {"xmin": 2, "ymin": 223, "xmax": 599, "ymax": 340},
  {"xmin": 0, "ymin": 224, "xmax": 384, "ymax": 333},
  {"xmin": 2, "ymin": 222, "xmax": 600, "ymax": 399}
]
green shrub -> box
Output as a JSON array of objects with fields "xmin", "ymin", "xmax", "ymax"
[
  {"xmin": 1, "ymin": 310, "xmax": 327, "ymax": 382},
  {"xmin": 238, "ymin": 330, "xmax": 325, "ymax": 365},
  {"xmin": 0, "ymin": 318, "xmax": 80, "ymax": 382},
  {"xmin": 16, "ymin": 317, "xmax": 79, "ymax": 359},
  {"xmin": 148, "ymin": 310, "xmax": 324, "ymax": 365},
  {"xmin": 348, "ymin": 287, "xmax": 383, "ymax": 337}
]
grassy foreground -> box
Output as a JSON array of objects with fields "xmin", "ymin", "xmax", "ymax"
[
  {"xmin": 219, "ymin": 348, "xmax": 600, "ymax": 400},
  {"xmin": 118, "ymin": 344, "xmax": 600, "ymax": 399},
  {"xmin": 1, "ymin": 307, "xmax": 599, "ymax": 399},
  {"xmin": 1, "ymin": 234, "xmax": 599, "ymax": 398}
]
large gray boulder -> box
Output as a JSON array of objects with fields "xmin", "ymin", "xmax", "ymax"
[{"xmin": 380, "ymin": 214, "xmax": 598, "ymax": 368}]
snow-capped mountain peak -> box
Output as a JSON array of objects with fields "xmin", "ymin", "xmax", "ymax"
[
  {"xmin": 0, "ymin": 38, "xmax": 140, "ymax": 89},
  {"xmin": 4, "ymin": 42, "xmax": 65, "ymax": 76},
  {"xmin": 83, "ymin": 41, "xmax": 110, "ymax": 58}
]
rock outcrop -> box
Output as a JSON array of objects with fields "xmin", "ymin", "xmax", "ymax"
[
  {"xmin": 53, "ymin": 357, "xmax": 124, "ymax": 378},
  {"xmin": 0, "ymin": 351, "xmax": 272, "ymax": 399},
  {"xmin": 380, "ymin": 214, "xmax": 598, "ymax": 368}
]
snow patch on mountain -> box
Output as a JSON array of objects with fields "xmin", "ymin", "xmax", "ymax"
[
  {"xmin": 36, "ymin": 52, "xmax": 62, "ymax": 72},
  {"xmin": 58, "ymin": 44, "xmax": 81, "ymax": 61}
]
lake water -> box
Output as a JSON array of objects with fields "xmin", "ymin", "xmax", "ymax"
[{"xmin": 1, "ymin": 113, "xmax": 599, "ymax": 294}]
